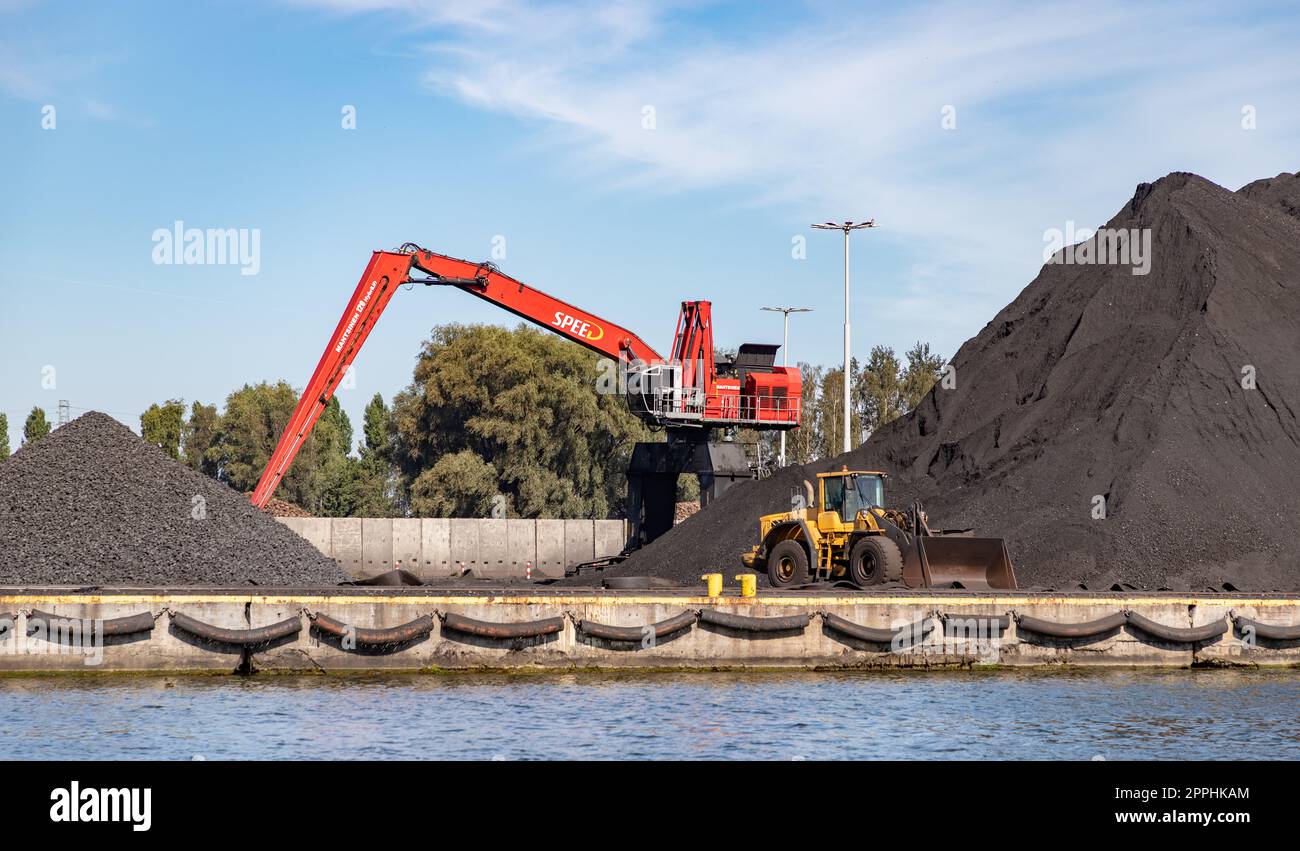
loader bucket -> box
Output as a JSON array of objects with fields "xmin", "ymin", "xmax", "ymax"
[{"xmin": 916, "ymin": 536, "xmax": 1017, "ymax": 590}]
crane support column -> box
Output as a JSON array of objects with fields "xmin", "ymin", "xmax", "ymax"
[{"xmin": 624, "ymin": 433, "xmax": 754, "ymax": 550}]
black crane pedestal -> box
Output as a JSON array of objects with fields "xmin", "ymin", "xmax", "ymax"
[{"xmin": 624, "ymin": 434, "xmax": 753, "ymax": 551}]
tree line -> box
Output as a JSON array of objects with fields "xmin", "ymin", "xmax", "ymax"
[
  {"xmin": 0, "ymin": 408, "xmax": 53, "ymax": 460},
  {"xmin": 783, "ymin": 341, "xmax": 945, "ymax": 465},
  {"xmin": 6, "ymin": 324, "xmax": 944, "ymax": 516}
]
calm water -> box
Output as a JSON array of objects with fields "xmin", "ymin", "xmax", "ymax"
[{"xmin": 1, "ymin": 669, "xmax": 1296, "ymax": 760}]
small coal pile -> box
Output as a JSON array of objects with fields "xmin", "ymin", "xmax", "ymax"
[
  {"xmin": 563, "ymin": 466, "xmax": 810, "ymax": 587},
  {"xmin": 601, "ymin": 171, "xmax": 1300, "ymax": 592},
  {"xmin": 0, "ymin": 412, "xmax": 341, "ymax": 586},
  {"xmin": 254, "ymin": 495, "xmax": 312, "ymax": 518}
]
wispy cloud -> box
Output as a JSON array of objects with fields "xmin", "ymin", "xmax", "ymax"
[
  {"xmin": 0, "ymin": 42, "xmax": 56, "ymax": 100},
  {"xmin": 0, "ymin": 3, "xmax": 129, "ymax": 119},
  {"xmin": 290, "ymin": 0, "xmax": 1300, "ymax": 347},
  {"xmin": 0, "ymin": 42, "xmax": 131, "ymax": 120}
]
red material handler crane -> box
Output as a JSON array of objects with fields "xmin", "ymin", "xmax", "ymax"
[{"xmin": 250, "ymin": 244, "xmax": 801, "ymax": 548}]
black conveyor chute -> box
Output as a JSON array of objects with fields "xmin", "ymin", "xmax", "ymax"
[
  {"xmin": 1233, "ymin": 615, "xmax": 1300, "ymax": 641},
  {"xmin": 822, "ymin": 613, "xmax": 933, "ymax": 644},
  {"xmin": 1015, "ymin": 611, "xmax": 1126, "ymax": 639},
  {"xmin": 27, "ymin": 609, "xmax": 155, "ymax": 637},
  {"xmin": 442, "ymin": 612, "xmax": 564, "ymax": 639},
  {"xmin": 1125, "ymin": 612, "xmax": 1227, "ymax": 643},
  {"xmin": 578, "ymin": 611, "xmax": 697, "ymax": 642},
  {"xmin": 700, "ymin": 609, "xmax": 810, "ymax": 632},
  {"xmin": 170, "ymin": 612, "xmax": 301, "ymax": 646},
  {"xmin": 311, "ymin": 612, "xmax": 434, "ymax": 646}
]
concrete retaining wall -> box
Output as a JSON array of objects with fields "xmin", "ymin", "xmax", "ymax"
[
  {"xmin": 276, "ymin": 518, "xmax": 627, "ymax": 580},
  {"xmin": 1, "ymin": 590, "xmax": 1297, "ymax": 673}
]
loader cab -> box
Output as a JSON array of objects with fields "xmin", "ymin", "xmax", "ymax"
[{"xmin": 818, "ymin": 469, "xmax": 886, "ymax": 528}]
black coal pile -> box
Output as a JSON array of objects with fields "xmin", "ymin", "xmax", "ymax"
[
  {"xmin": 598, "ymin": 171, "xmax": 1300, "ymax": 592},
  {"xmin": 0, "ymin": 412, "xmax": 342, "ymax": 586}
]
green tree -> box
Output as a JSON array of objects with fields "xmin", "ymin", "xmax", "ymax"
[
  {"xmin": 0, "ymin": 413, "xmax": 9, "ymax": 460},
  {"xmin": 408, "ymin": 449, "xmax": 500, "ymax": 516},
  {"xmin": 390, "ymin": 323, "xmax": 653, "ymax": 518},
  {"xmin": 183, "ymin": 401, "xmax": 219, "ymax": 477},
  {"xmin": 140, "ymin": 399, "xmax": 186, "ymax": 459},
  {"xmin": 340, "ymin": 392, "xmax": 399, "ymax": 516},
  {"xmin": 316, "ymin": 395, "xmax": 352, "ymax": 460},
  {"xmin": 816, "ymin": 365, "xmax": 862, "ymax": 458},
  {"xmin": 676, "ymin": 473, "xmax": 700, "ymax": 502},
  {"xmin": 361, "ymin": 392, "xmax": 391, "ymax": 461},
  {"xmin": 209, "ymin": 382, "xmax": 352, "ymax": 511},
  {"xmin": 857, "ymin": 345, "xmax": 903, "ymax": 435},
  {"xmin": 23, "ymin": 407, "xmax": 50, "ymax": 445},
  {"xmin": 308, "ymin": 397, "xmax": 368, "ymax": 516},
  {"xmin": 851, "ymin": 341, "xmax": 945, "ymax": 437},
  {"xmin": 900, "ymin": 341, "xmax": 946, "ymax": 410},
  {"xmin": 785, "ymin": 363, "xmax": 824, "ymax": 463},
  {"xmin": 313, "ymin": 454, "xmax": 394, "ymax": 517},
  {"xmin": 311, "ymin": 396, "xmax": 400, "ymax": 518},
  {"xmin": 209, "ymin": 382, "xmax": 300, "ymax": 496}
]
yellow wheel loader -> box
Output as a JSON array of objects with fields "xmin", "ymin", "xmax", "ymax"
[{"xmin": 741, "ymin": 468, "xmax": 1017, "ymax": 590}]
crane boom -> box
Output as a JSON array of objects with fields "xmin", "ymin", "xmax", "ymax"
[
  {"xmin": 250, "ymin": 244, "xmax": 800, "ymax": 511},
  {"xmin": 409, "ymin": 248, "xmax": 662, "ymax": 364},
  {"xmin": 249, "ymin": 251, "xmax": 410, "ymax": 508},
  {"xmin": 251, "ymin": 247, "xmax": 668, "ymax": 508}
]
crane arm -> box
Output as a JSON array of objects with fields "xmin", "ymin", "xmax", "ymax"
[
  {"xmin": 249, "ymin": 250, "xmax": 410, "ymax": 508},
  {"xmin": 249, "ymin": 247, "xmax": 664, "ymax": 509},
  {"xmin": 408, "ymin": 247, "xmax": 662, "ymax": 364}
]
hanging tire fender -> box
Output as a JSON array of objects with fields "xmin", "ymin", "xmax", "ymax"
[
  {"xmin": 441, "ymin": 612, "xmax": 565, "ymax": 639},
  {"xmin": 170, "ymin": 611, "xmax": 301, "ymax": 646},
  {"xmin": 823, "ymin": 613, "xmax": 934, "ymax": 644},
  {"xmin": 577, "ymin": 610, "xmax": 698, "ymax": 643},
  {"xmin": 1125, "ymin": 611, "xmax": 1227, "ymax": 643},
  {"xmin": 310, "ymin": 612, "xmax": 435, "ymax": 646},
  {"xmin": 1233, "ymin": 614, "xmax": 1300, "ymax": 642},
  {"xmin": 700, "ymin": 609, "xmax": 811, "ymax": 633},
  {"xmin": 25, "ymin": 609, "xmax": 156, "ymax": 638},
  {"xmin": 1014, "ymin": 611, "xmax": 1127, "ymax": 639}
]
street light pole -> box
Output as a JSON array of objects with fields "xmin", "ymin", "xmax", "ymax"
[
  {"xmin": 760, "ymin": 305, "xmax": 812, "ymax": 467},
  {"xmin": 811, "ymin": 219, "xmax": 875, "ymax": 454}
]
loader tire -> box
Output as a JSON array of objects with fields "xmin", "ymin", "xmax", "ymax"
[
  {"xmin": 767, "ymin": 540, "xmax": 810, "ymax": 588},
  {"xmin": 848, "ymin": 536, "xmax": 903, "ymax": 588}
]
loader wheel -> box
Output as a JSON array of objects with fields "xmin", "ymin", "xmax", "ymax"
[
  {"xmin": 848, "ymin": 536, "xmax": 903, "ymax": 588},
  {"xmin": 766, "ymin": 540, "xmax": 810, "ymax": 588}
]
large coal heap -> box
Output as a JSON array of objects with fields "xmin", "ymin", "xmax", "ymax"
[
  {"xmin": 0, "ymin": 412, "xmax": 341, "ymax": 586},
  {"xmin": 606, "ymin": 171, "xmax": 1300, "ymax": 592}
]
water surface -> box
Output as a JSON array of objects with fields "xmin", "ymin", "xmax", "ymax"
[{"xmin": 1, "ymin": 669, "xmax": 1295, "ymax": 759}]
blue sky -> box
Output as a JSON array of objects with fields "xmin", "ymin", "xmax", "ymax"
[{"xmin": 2, "ymin": 0, "xmax": 1298, "ymax": 452}]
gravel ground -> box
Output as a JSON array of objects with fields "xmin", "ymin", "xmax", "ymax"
[{"xmin": 0, "ymin": 412, "xmax": 343, "ymax": 586}]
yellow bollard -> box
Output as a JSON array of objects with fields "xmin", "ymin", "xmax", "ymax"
[
  {"xmin": 735, "ymin": 574, "xmax": 756, "ymax": 598},
  {"xmin": 700, "ymin": 573, "xmax": 722, "ymax": 598}
]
